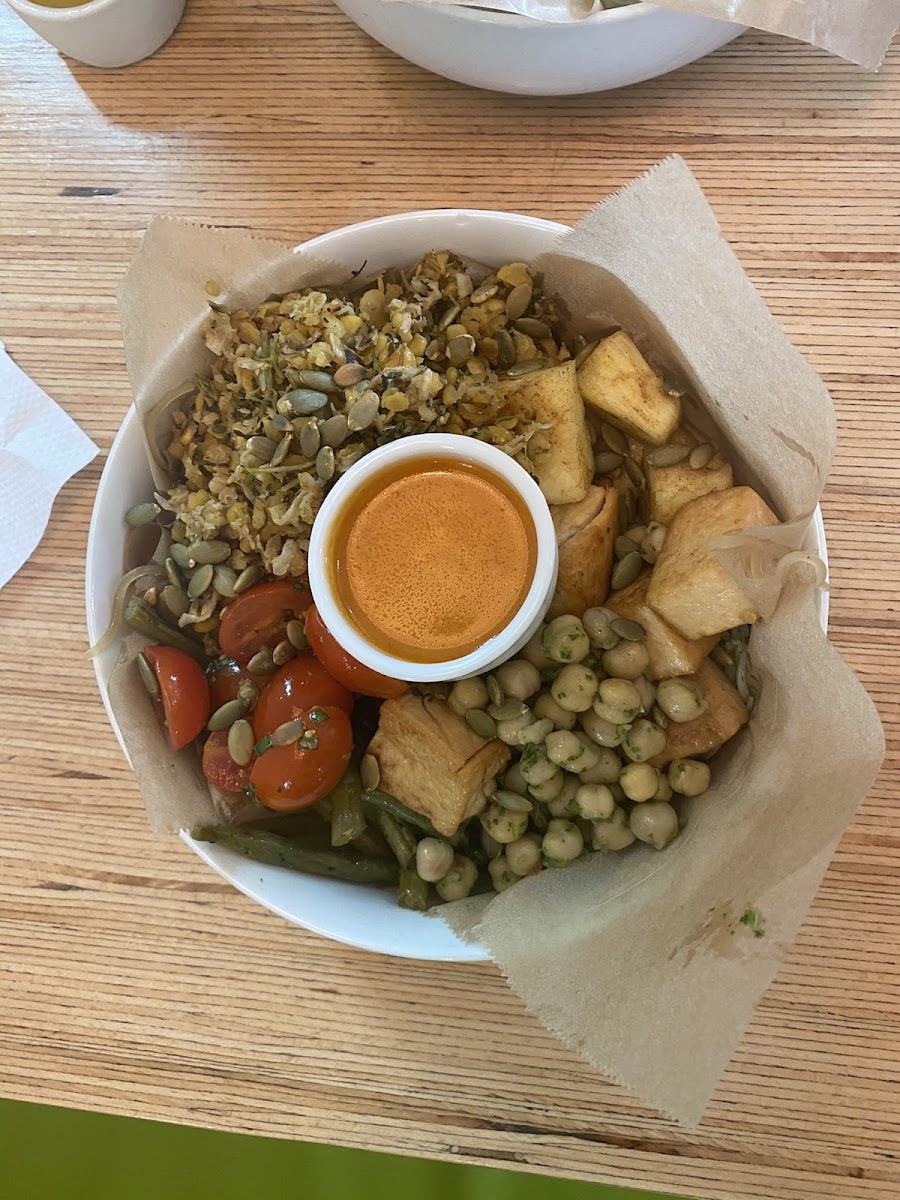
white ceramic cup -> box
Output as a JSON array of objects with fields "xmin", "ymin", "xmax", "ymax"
[
  {"xmin": 309, "ymin": 433, "xmax": 559, "ymax": 684},
  {"xmin": 5, "ymin": 0, "xmax": 186, "ymax": 68}
]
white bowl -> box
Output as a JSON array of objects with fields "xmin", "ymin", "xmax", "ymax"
[
  {"xmin": 86, "ymin": 208, "xmax": 829, "ymax": 962},
  {"xmin": 6, "ymin": 0, "xmax": 186, "ymax": 69},
  {"xmin": 333, "ymin": 0, "xmax": 744, "ymax": 96},
  {"xmin": 309, "ymin": 433, "xmax": 558, "ymax": 683}
]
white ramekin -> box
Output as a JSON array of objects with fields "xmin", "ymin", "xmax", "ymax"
[
  {"xmin": 5, "ymin": 0, "xmax": 186, "ymax": 68},
  {"xmin": 308, "ymin": 433, "xmax": 559, "ymax": 683}
]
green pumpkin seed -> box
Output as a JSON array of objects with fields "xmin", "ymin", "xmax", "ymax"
[
  {"xmin": 466, "ymin": 709, "xmax": 497, "ymax": 739},
  {"xmin": 299, "ymin": 420, "xmax": 321, "ymax": 458},
  {"xmin": 319, "ymin": 414, "xmax": 349, "ymax": 449},
  {"xmin": 495, "ymin": 328, "xmax": 516, "ymax": 370},
  {"xmin": 333, "ymin": 362, "xmax": 368, "ymax": 388},
  {"xmin": 265, "ymin": 414, "xmax": 293, "ymax": 438},
  {"xmin": 574, "ymin": 340, "xmax": 599, "ymax": 370},
  {"xmin": 283, "ymin": 388, "xmax": 330, "ymax": 415},
  {"xmin": 594, "ymin": 450, "xmax": 624, "ymax": 474},
  {"xmin": 611, "ymin": 551, "xmax": 643, "ymax": 591},
  {"xmin": 269, "ymin": 433, "xmax": 293, "ymax": 467},
  {"xmin": 160, "ymin": 583, "xmax": 188, "ymax": 620},
  {"xmin": 515, "ymin": 317, "xmax": 552, "ymax": 340},
  {"xmin": 495, "ymin": 789, "xmax": 533, "ymax": 813},
  {"xmin": 227, "ymin": 719, "xmax": 254, "ymax": 766},
  {"xmin": 610, "ymin": 617, "xmax": 645, "ymax": 642},
  {"xmin": 271, "ymin": 717, "xmax": 307, "ymax": 747},
  {"xmin": 247, "ymin": 647, "xmax": 274, "ymax": 675},
  {"xmin": 347, "ymin": 394, "xmax": 379, "ymax": 432},
  {"xmin": 489, "ymin": 698, "xmax": 530, "ymax": 722},
  {"xmin": 246, "ymin": 435, "xmax": 276, "ymax": 464},
  {"xmin": 437, "ymin": 302, "xmax": 461, "ymax": 331},
  {"xmin": 164, "ymin": 557, "xmax": 182, "ymax": 588},
  {"xmin": 447, "ymin": 334, "xmax": 475, "ymax": 366},
  {"xmin": 233, "ymin": 565, "xmax": 261, "ymax": 594},
  {"xmin": 296, "ymin": 370, "xmax": 339, "ymax": 395},
  {"xmin": 486, "ymin": 674, "xmax": 503, "ymax": 707},
  {"xmin": 169, "ymin": 542, "xmax": 193, "ymax": 570},
  {"xmin": 125, "ymin": 501, "xmax": 161, "ymax": 527},
  {"xmin": 505, "ymin": 284, "xmax": 533, "ymax": 320},
  {"xmin": 624, "ymin": 458, "xmax": 645, "ymax": 487},
  {"xmin": 187, "ymin": 563, "xmax": 214, "ymax": 599},
  {"xmin": 600, "ymin": 422, "xmax": 629, "ymax": 456},
  {"xmin": 505, "ymin": 359, "xmax": 545, "ymax": 378},
  {"xmin": 646, "ymin": 443, "xmax": 690, "ymax": 468},
  {"xmin": 615, "ymin": 535, "xmax": 640, "ymax": 559},
  {"xmin": 272, "ymin": 639, "xmax": 294, "ymax": 666},
  {"xmin": 316, "ymin": 445, "xmax": 335, "ymax": 482},
  {"xmin": 208, "ymin": 698, "xmax": 249, "ymax": 732},
  {"xmin": 136, "ymin": 651, "xmax": 160, "ymax": 701},
  {"xmin": 188, "ymin": 539, "xmax": 231, "ymax": 565},
  {"xmin": 286, "ymin": 619, "xmax": 308, "ymax": 650},
  {"xmin": 689, "ymin": 442, "xmax": 716, "ymax": 469},
  {"xmin": 360, "ymin": 754, "xmax": 380, "ymax": 792}
]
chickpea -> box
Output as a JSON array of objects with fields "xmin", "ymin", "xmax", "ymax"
[
  {"xmin": 609, "ymin": 782, "xmax": 626, "ymax": 805},
  {"xmin": 593, "ymin": 678, "xmax": 642, "ymax": 725},
  {"xmin": 518, "ymin": 717, "xmax": 554, "ymax": 745},
  {"xmin": 504, "ymin": 761, "xmax": 529, "ymax": 796},
  {"xmin": 415, "ymin": 837, "xmax": 455, "ymax": 882},
  {"xmin": 641, "ymin": 522, "xmax": 667, "ymax": 564},
  {"xmin": 579, "ymin": 707, "xmax": 625, "ymax": 747},
  {"xmin": 568, "ymin": 733, "xmax": 602, "ymax": 775},
  {"xmin": 480, "ymin": 802, "xmax": 529, "ymax": 844},
  {"xmin": 542, "ymin": 818, "xmax": 584, "ymax": 865},
  {"xmin": 578, "ymin": 746, "xmax": 622, "ymax": 785},
  {"xmin": 506, "ymin": 834, "xmax": 543, "ymax": 877},
  {"xmin": 620, "ymin": 718, "xmax": 668, "ymax": 763},
  {"xmin": 448, "ymin": 676, "xmax": 490, "ymax": 717},
  {"xmin": 496, "ymin": 711, "xmax": 533, "ymax": 745},
  {"xmin": 542, "ymin": 615, "xmax": 590, "ymax": 664},
  {"xmin": 547, "ymin": 774, "xmax": 579, "ymax": 816},
  {"xmin": 488, "ymin": 854, "xmax": 519, "ymax": 892},
  {"xmin": 653, "ymin": 772, "xmax": 673, "ymax": 802},
  {"xmin": 551, "ymin": 664, "xmax": 599, "ymax": 713},
  {"xmin": 656, "ymin": 678, "xmax": 708, "ymax": 723},
  {"xmin": 633, "ymin": 675, "xmax": 656, "ymax": 714},
  {"xmin": 520, "ymin": 626, "xmax": 555, "ymax": 670},
  {"xmin": 591, "ymin": 806, "xmax": 636, "ymax": 851},
  {"xmin": 518, "ymin": 743, "xmax": 558, "ymax": 786},
  {"xmin": 481, "ymin": 826, "xmax": 503, "ymax": 859},
  {"xmin": 602, "ymin": 640, "xmax": 650, "ymax": 680},
  {"xmin": 495, "ymin": 658, "xmax": 541, "ymax": 701},
  {"xmin": 533, "ymin": 691, "xmax": 577, "ymax": 731},
  {"xmin": 570, "ymin": 783, "xmax": 616, "ymax": 820},
  {"xmin": 436, "ymin": 854, "xmax": 479, "ymax": 900},
  {"xmin": 668, "ymin": 758, "xmax": 711, "ymax": 797},
  {"xmin": 528, "ymin": 769, "xmax": 564, "ymax": 803},
  {"xmin": 629, "ymin": 802, "xmax": 679, "ymax": 850},
  {"xmin": 619, "ymin": 762, "xmax": 660, "ymax": 802},
  {"xmin": 545, "ymin": 730, "xmax": 585, "ymax": 768},
  {"xmin": 582, "ymin": 606, "xmax": 620, "ymax": 650}
]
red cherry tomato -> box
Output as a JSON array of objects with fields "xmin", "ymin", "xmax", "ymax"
[
  {"xmin": 218, "ymin": 582, "xmax": 312, "ymax": 666},
  {"xmin": 250, "ymin": 705, "xmax": 353, "ymax": 812},
  {"xmin": 306, "ymin": 605, "xmax": 408, "ymax": 700},
  {"xmin": 207, "ymin": 658, "xmax": 254, "ymax": 710},
  {"xmin": 143, "ymin": 644, "xmax": 210, "ymax": 751},
  {"xmin": 252, "ymin": 658, "xmax": 352, "ymax": 742},
  {"xmin": 202, "ymin": 730, "xmax": 252, "ymax": 794}
]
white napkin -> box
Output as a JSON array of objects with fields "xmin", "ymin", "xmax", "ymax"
[{"xmin": 0, "ymin": 339, "xmax": 99, "ymax": 589}]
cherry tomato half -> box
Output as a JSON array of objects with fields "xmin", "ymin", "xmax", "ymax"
[
  {"xmin": 202, "ymin": 730, "xmax": 252, "ymax": 794},
  {"xmin": 207, "ymin": 658, "xmax": 255, "ymax": 710},
  {"xmin": 306, "ymin": 605, "xmax": 408, "ymax": 700},
  {"xmin": 143, "ymin": 644, "xmax": 210, "ymax": 751},
  {"xmin": 250, "ymin": 705, "xmax": 353, "ymax": 812},
  {"xmin": 218, "ymin": 582, "xmax": 312, "ymax": 666},
  {"xmin": 252, "ymin": 658, "xmax": 353, "ymax": 742}
]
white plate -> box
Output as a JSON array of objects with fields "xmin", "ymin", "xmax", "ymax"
[{"xmin": 86, "ymin": 208, "xmax": 829, "ymax": 962}]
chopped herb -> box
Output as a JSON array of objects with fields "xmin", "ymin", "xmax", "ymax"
[
  {"xmin": 740, "ymin": 907, "xmax": 765, "ymax": 938},
  {"xmin": 309, "ymin": 707, "xmax": 329, "ymax": 725},
  {"xmin": 241, "ymin": 782, "xmax": 258, "ymax": 801},
  {"xmin": 205, "ymin": 656, "xmax": 232, "ymax": 676},
  {"xmin": 254, "ymin": 734, "xmax": 272, "ymax": 756}
]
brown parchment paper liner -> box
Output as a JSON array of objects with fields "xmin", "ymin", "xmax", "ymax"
[
  {"xmin": 386, "ymin": 0, "xmax": 900, "ymax": 70},
  {"xmin": 110, "ymin": 160, "xmax": 883, "ymax": 1124}
]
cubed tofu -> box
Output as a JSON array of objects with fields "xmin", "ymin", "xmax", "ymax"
[
  {"xmin": 647, "ymin": 447, "xmax": 733, "ymax": 526},
  {"xmin": 650, "ymin": 658, "xmax": 749, "ymax": 766},
  {"xmin": 366, "ymin": 694, "xmax": 510, "ymax": 837},
  {"xmin": 498, "ymin": 360, "xmax": 592, "ymax": 504},
  {"xmin": 648, "ymin": 486, "xmax": 779, "ymax": 640},
  {"xmin": 548, "ymin": 484, "xmax": 619, "ymax": 619},
  {"xmin": 576, "ymin": 331, "xmax": 681, "ymax": 446},
  {"xmin": 606, "ymin": 571, "xmax": 717, "ymax": 680}
]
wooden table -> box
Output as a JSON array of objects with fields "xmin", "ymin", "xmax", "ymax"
[{"xmin": 1, "ymin": 4, "xmax": 898, "ymax": 1197}]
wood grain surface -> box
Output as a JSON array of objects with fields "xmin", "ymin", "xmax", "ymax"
[{"xmin": 1, "ymin": 3, "xmax": 898, "ymax": 1197}]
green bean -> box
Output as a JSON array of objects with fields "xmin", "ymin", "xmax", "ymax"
[
  {"xmin": 350, "ymin": 825, "xmax": 391, "ymax": 859},
  {"xmin": 376, "ymin": 810, "xmax": 418, "ymax": 869},
  {"xmin": 193, "ymin": 826, "xmax": 398, "ymax": 885},
  {"xmin": 362, "ymin": 788, "xmax": 440, "ymax": 836},
  {"xmin": 398, "ymin": 867, "xmax": 428, "ymax": 911},
  {"xmin": 124, "ymin": 596, "xmax": 207, "ymax": 664},
  {"xmin": 329, "ymin": 768, "xmax": 367, "ymax": 848}
]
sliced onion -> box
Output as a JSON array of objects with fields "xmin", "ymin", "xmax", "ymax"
[
  {"xmin": 84, "ymin": 565, "xmax": 162, "ymax": 659},
  {"xmin": 775, "ymin": 550, "xmax": 828, "ymax": 590}
]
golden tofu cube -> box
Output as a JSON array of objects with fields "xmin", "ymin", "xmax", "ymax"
[
  {"xmin": 647, "ymin": 449, "xmax": 733, "ymax": 526},
  {"xmin": 607, "ymin": 571, "xmax": 717, "ymax": 681},
  {"xmin": 577, "ymin": 331, "xmax": 681, "ymax": 446},
  {"xmin": 648, "ymin": 486, "xmax": 779, "ymax": 640},
  {"xmin": 498, "ymin": 360, "xmax": 593, "ymax": 504},
  {"xmin": 548, "ymin": 484, "xmax": 619, "ymax": 619},
  {"xmin": 650, "ymin": 658, "xmax": 749, "ymax": 766},
  {"xmin": 367, "ymin": 694, "xmax": 510, "ymax": 837}
]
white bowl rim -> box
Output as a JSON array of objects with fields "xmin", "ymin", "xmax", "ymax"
[{"xmin": 410, "ymin": 1, "xmax": 656, "ymax": 31}]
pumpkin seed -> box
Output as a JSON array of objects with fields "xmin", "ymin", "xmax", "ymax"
[
  {"xmin": 437, "ymin": 302, "xmax": 461, "ymax": 331},
  {"xmin": 299, "ymin": 420, "xmax": 321, "ymax": 458},
  {"xmin": 611, "ymin": 617, "xmax": 645, "ymax": 642},
  {"xmin": 333, "ymin": 362, "xmax": 368, "ymax": 388},
  {"xmin": 615, "ymin": 535, "xmax": 639, "ymax": 559},
  {"xmin": 646, "ymin": 443, "xmax": 690, "ymax": 468},
  {"xmin": 515, "ymin": 317, "xmax": 552, "ymax": 340},
  {"xmin": 594, "ymin": 450, "xmax": 624, "ymax": 474},
  {"xmin": 188, "ymin": 539, "xmax": 231, "ymax": 565},
  {"xmin": 136, "ymin": 651, "xmax": 160, "ymax": 700},
  {"xmin": 272, "ymin": 717, "xmax": 307, "ymax": 747},
  {"xmin": 495, "ymin": 789, "xmax": 533, "ymax": 813},
  {"xmin": 495, "ymin": 328, "xmax": 516, "ymax": 369},
  {"xmin": 489, "ymin": 698, "xmax": 530, "ymax": 722},
  {"xmin": 246, "ymin": 435, "xmax": 276, "ymax": 463},
  {"xmin": 611, "ymin": 551, "xmax": 642, "ymax": 591},
  {"xmin": 600, "ymin": 422, "xmax": 629, "ymax": 455},
  {"xmin": 360, "ymin": 754, "xmax": 380, "ymax": 792},
  {"xmin": 447, "ymin": 334, "xmax": 475, "ymax": 366},
  {"xmin": 470, "ymin": 282, "xmax": 498, "ymax": 304},
  {"xmin": 208, "ymin": 697, "xmax": 248, "ymax": 732},
  {"xmin": 574, "ymin": 340, "xmax": 599, "ymax": 370},
  {"xmin": 505, "ymin": 284, "xmax": 533, "ymax": 320},
  {"xmin": 227, "ymin": 719, "xmax": 255, "ymax": 766},
  {"xmin": 624, "ymin": 458, "xmax": 645, "ymax": 487},
  {"xmin": 283, "ymin": 387, "xmax": 330, "ymax": 415},
  {"xmin": 233, "ymin": 564, "xmax": 261, "ymax": 594},
  {"xmin": 272, "ymin": 639, "xmax": 294, "ymax": 666},
  {"xmin": 652, "ymin": 704, "xmax": 669, "ymax": 730},
  {"xmin": 164, "ymin": 557, "xmax": 182, "ymax": 588},
  {"xmin": 689, "ymin": 442, "xmax": 716, "ymax": 469},
  {"xmin": 296, "ymin": 370, "xmax": 339, "ymax": 395},
  {"xmin": 319, "ymin": 414, "xmax": 349, "ymax": 449},
  {"xmin": 125, "ymin": 501, "xmax": 161, "ymax": 527},
  {"xmin": 160, "ymin": 583, "xmax": 188, "ymax": 620},
  {"xmin": 347, "ymin": 394, "xmax": 379, "ymax": 432},
  {"xmin": 237, "ymin": 679, "xmax": 259, "ymax": 708},
  {"xmin": 505, "ymin": 359, "xmax": 545, "ymax": 378},
  {"xmin": 269, "ymin": 432, "xmax": 292, "ymax": 467},
  {"xmin": 316, "ymin": 446, "xmax": 335, "ymax": 482},
  {"xmin": 247, "ymin": 647, "xmax": 274, "ymax": 675},
  {"xmin": 466, "ymin": 708, "xmax": 497, "ymax": 739},
  {"xmin": 169, "ymin": 542, "xmax": 193, "ymax": 570},
  {"xmin": 286, "ymin": 619, "xmax": 308, "ymax": 650},
  {"xmin": 187, "ymin": 563, "xmax": 214, "ymax": 599},
  {"xmin": 486, "ymin": 673, "xmax": 503, "ymax": 707}
]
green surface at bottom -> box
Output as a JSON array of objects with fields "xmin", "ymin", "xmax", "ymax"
[{"xmin": 0, "ymin": 1098, "xmax": 687, "ymax": 1200}]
